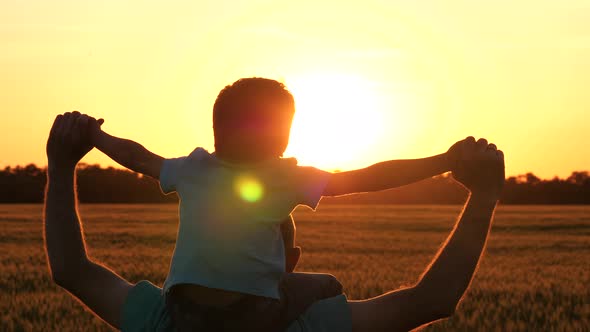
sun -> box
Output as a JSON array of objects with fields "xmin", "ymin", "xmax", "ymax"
[{"xmin": 284, "ymin": 73, "xmax": 387, "ymax": 171}]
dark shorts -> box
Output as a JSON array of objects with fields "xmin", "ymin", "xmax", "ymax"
[
  {"xmin": 165, "ymin": 273, "xmax": 344, "ymax": 332},
  {"xmin": 121, "ymin": 280, "xmax": 352, "ymax": 332}
]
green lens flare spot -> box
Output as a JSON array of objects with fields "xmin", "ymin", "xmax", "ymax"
[{"xmin": 235, "ymin": 176, "xmax": 264, "ymax": 203}]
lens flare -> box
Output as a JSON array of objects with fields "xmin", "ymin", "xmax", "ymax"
[{"xmin": 235, "ymin": 175, "xmax": 264, "ymax": 203}]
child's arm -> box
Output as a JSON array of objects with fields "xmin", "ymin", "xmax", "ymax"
[
  {"xmin": 323, "ymin": 139, "xmax": 464, "ymax": 197},
  {"xmin": 88, "ymin": 119, "xmax": 164, "ymax": 179}
]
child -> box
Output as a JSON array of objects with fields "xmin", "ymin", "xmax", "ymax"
[{"xmin": 85, "ymin": 77, "xmax": 456, "ymax": 331}]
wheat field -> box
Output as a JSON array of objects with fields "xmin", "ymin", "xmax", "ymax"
[{"xmin": 2, "ymin": 204, "xmax": 589, "ymax": 331}]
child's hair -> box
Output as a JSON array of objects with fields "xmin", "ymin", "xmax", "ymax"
[{"xmin": 213, "ymin": 78, "xmax": 295, "ymax": 163}]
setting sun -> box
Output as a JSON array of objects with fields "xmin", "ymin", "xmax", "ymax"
[{"xmin": 285, "ymin": 73, "xmax": 387, "ymax": 171}]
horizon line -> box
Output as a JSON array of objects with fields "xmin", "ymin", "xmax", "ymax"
[{"xmin": 2, "ymin": 162, "xmax": 588, "ymax": 181}]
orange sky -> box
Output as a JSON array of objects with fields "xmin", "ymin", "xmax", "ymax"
[{"xmin": 1, "ymin": 1, "xmax": 588, "ymax": 179}]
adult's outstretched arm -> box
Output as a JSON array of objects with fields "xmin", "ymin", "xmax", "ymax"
[
  {"xmin": 348, "ymin": 138, "xmax": 504, "ymax": 332},
  {"xmin": 348, "ymin": 194, "xmax": 497, "ymax": 331},
  {"xmin": 414, "ymin": 193, "xmax": 497, "ymax": 317},
  {"xmin": 44, "ymin": 112, "xmax": 133, "ymax": 329}
]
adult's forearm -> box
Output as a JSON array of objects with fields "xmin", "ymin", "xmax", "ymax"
[
  {"xmin": 44, "ymin": 167, "xmax": 89, "ymax": 283},
  {"xmin": 416, "ymin": 193, "xmax": 497, "ymax": 314}
]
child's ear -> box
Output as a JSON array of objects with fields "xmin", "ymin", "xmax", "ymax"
[{"xmin": 285, "ymin": 246, "xmax": 302, "ymax": 273}]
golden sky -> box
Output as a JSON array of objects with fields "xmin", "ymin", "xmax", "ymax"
[{"xmin": 1, "ymin": 0, "xmax": 588, "ymax": 179}]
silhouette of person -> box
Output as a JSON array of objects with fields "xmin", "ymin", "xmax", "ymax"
[{"xmin": 44, "ymin": 111, "xmax": 504, "ymax": 331}]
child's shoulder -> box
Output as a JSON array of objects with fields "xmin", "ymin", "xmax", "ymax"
[
  {"xmin": 188, "ymin": 147, "xmax": 210, "ymax": 157},
  {"xmin": 185, "ymin": 147, "xmax": 212, "ymax": 163},
  {"xmin": 278, "ymin": 157, "xmax": 298, "ymax": 168},
  {"xmin": 168, "ymin": 147, "xmax": 212, "ymax": 173}
]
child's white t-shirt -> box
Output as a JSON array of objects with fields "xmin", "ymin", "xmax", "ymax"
[{"xmin": 160, "ymin": 147, "xmax": 330, "ymax": 299}]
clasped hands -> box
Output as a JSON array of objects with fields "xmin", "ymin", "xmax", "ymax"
[
  {"xmin": 46, "ymin": 111, "xmax": 103, "ymax": 170},
  {"xmin": 446, "ymin": 136, "xmax": 505, "ymax": 198}
]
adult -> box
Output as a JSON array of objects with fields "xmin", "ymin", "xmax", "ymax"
[{"xmin": 44, "ymin": 112, "xmax": 504, "ymax": 331}]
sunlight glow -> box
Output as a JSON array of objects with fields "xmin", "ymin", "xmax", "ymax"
[{"xmin": 285, "ymin": 73, "xmax": 387, "ymax": 170}]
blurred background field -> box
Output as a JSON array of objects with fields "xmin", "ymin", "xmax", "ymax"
[{"xmin": 2, "ymin": 204, "xmax": 589, "ymax": 331}]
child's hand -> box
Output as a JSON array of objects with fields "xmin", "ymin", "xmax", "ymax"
[
  {"xmin": 89, "ymin": 116, "xmax": 105, "ymax": 144},
  {"xmin": 446, "ymin": 138, "xmax": 466, "ymax": 173}
]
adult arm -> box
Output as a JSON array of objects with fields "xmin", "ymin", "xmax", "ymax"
[
  {"xmin": 414, "ymin": 195, "xmax": 498, "ymax": 317},
  {"xmin": 348, "ymin": 137, "xmax": 504, "ymax": 332},
  {"xmin": 44, "ymin": 112, "xmax": 133, "ymax": 329},
  {"xmin": 87, "ymin": 116, "xmax": 164, "ymax": 179}
]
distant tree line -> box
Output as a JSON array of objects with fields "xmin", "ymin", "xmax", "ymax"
[
  {"xmin": 322, "ymin": 171, "xmax": 590, "ymax": 205},
  {"xmin": 1, "ymin": 164, "xmax": 589, "ymax": 204},
  {"xmin": 0, "ymin": 164, "xmax": 176, "ymax": 204}
]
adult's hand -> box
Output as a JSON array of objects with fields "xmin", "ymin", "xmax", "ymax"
[
  {"xmin": 46, "ymin": 111, "xmax": 101, "ymax": 170},
  {"xmin": 44, "ymin": 111, "xmax": 131, "ymax": 330},
  {"xmin": 452, "ymin": 136, "xmax": 505, "ymax": 199}
]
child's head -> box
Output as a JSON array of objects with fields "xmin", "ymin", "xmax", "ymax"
[{"xmin": 213, "ymin": 77, "xmax": 295, "ymax": 163}]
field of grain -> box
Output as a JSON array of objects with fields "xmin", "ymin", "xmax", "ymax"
[{"xmin": 2, "ymin": 204, "xmax": 589, "ymax": 331}]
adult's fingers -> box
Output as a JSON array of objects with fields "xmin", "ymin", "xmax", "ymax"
[
  {"xmin": 461, "ymin": 137, "xmax": 476, "ymax": 157},
  {"xmin": 49, "ymin": 114, "xmax": 63, "ymax": 139},
  {"xmin": 77, "ymin": 114, "xmax": 91, "ymax": 140},
  {"xmin": 78, "ymin": 114, "xmax": 89, "ymax": 128},
  {"xmin": 61, "ymin": 112, "xmax": 75, "ymax": 139},
  {"xmin": 476, "ymin": 138, "xmax": 488, "ymax": 151},
  {"xmin": 67, "ymin": 111, "xmax": 81, "ymax": 133},
  {"xmin": 71, "ymin": 118, "xmax": 82, "ymax": 144},
  {"xmin": 55, "ymin": 114, "xmax": 68, "ymax": 140},
  {"xmin": 487, "ymin": 143, "xmax": 497, "ymax": 151}
]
